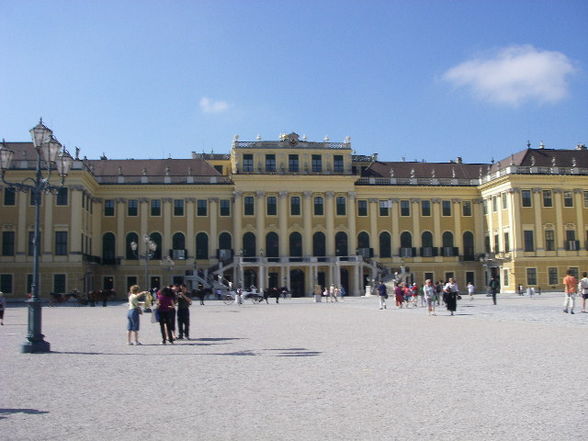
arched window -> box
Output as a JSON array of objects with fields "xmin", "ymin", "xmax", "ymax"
[
  {"xmin": 196, "ymin": 233, "xmax": 208, "ymax": 259},
  {"xmin": 219, "ymin": 232, "xmax": 232, "ymax": 250},
  {"xmin": 290, "ymin": 232, "xmax": 302, "ymax": 257},
  {"xmin": 242, "ymin": 232, "xmax": 256, "ymax": 257},
  {"xmin": 102, "ymin": 233, "xmax": 115, "ymax": 262},
  {"xmin": 463, "ymin": 231, "xmax": 475, "ymax": 259},
  {"xmin": 266, "ymin": 232, "xmax": 279, "ymax": 258},
  {"xmin": 379, "ymin": 232, "xmax": 391, "ymax": 258},
  {"xmin": 400, "ymin": 232, "xmax": 412, "ymax": 248},
  {"xmin": 313, "ymin": 232, "xmax": 326, "ymax": 256},
  {"xmin": 126, "ymin": 232, "xmax": 138, "ymax": 260},
  {"xmin": 442, "ymin": 232, "xmax": 454, "ymax": 247},
  {"xmin": 357, "ymin": 232, "xmax": 370, "ymax": 249},
  {"xmin": 172, "ymin": 232, "xmax": 185, "ymax": 250},
  {"xmin": 422, "ymin": 231, "xmax": 433, "ymax": 248},
  {"xmin": 335, "ymin": 232, "xmax": 348, "ymax": 256},
  {"xmin": 150, "ymin": 232, "xmax": 162, "ymax": 260}
]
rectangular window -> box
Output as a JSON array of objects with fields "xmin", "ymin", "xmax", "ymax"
[
  {"xmin": 545, "ymin": 230, "xmax": 555, "ymax": 251},
  {"xmin": 288, "ymin": 154, "xmax": 299, "ymax": 172},
  {"xmin": 311, "ymin": 155, "xmax": 322, "ymax": 173},
  {"xmin": 243, "ymin": 154, "xmax": 254, "ymax": 172},
  {"xmin": 584, "ymin": 191, "xmax": 588, "ymax": 208},
  {"xmin": 466, "ymin": 271, "xmax": 475, "ymax": 285},
  {"xmin": 127, "ymin": 276, "xmax": 138, "ymax": 289},
  {"xmin": 55, "ymin": 231, "xmax": 68, "ymax": 256},
  {"xmin": 501, "ymin": 193, "xmax": 507, "ymax": 209},
  {"xmin": 265, "ymin": 154, "xmax": 276, "ymax": 172},
  {"xmin": 400, "ymin": 200, "xmax": 410, "ymax": 216},
  {"xmin": 504, "ymin": 232, "xmax": 510, "ymax": 252},
  {"xmin": 421, "ymin": 200, "xmax": 431, "ymax": 217},
  {"xmin": 492, "ymin": 196, "xmax": 498, "ymax": 212},
  {"xmin": 220, "ymin": 199, "xmax": 230, "ymax": 216},
  {"xmin": 333, "ymin": 155, "xmax": 344, "ymax": 173},
  {"xmin": 314, "ymin": 197, "xmax": 324, "ymax": 216},
  {"xmin": 524, "ymin": 230, "xmax": 534, "ymax": 252},
  {"xmin": 104, "ymin": 199, "xmax": 115, "ymax": 216},
  {"xmin": 494, "ymin": 234, "xmax": 500, "ymax": 253},
  {"xmin": 379, "ymin": 200, "xmax": 389, "ymax": 217},
  {"xmin": 563, "ymin": 191, "xmax": 574, "ymax": 207},
  {"xmin": 462, "ymin": 201, "xmax": 472, "ymax": 217},
  {"xmin": 503, "ymin": 269, "xmax": 509, "ymax": 287},
  {"xmin": 0, "ymin": 274, "xmax": 12, "ymax": 293},
  {"xmin": 56, "ymin": 187, "xmax": 68, "ymax": 206},
  {"xmin": 442, "ymin": 200, "xmax": 452, "ymax": 216},
  {"xmin": 483, "ymin": 200, "xmax": 488, "ymax": 215},
  {"xmin": 53, "ymin": 274, "xmax": 66, "ymax": 294},
  {"xmin": 244, "ymin": 196, "xmax": 254, "ymax": 216},
  {"xmin": 174, "ymin": 199, "xmax": 184, "ymax": 216},
  {"xmin": 569, "ymin": 267, "xmax": 579, "ymax": 278},
  {"xmin": 357, "ymin": 200, "xmax": 368, "ymax": 217},
  {"xmin": 290, "ymin": 196, "xmax": 301, "ymax": 215},
  {"xmin": 521, "ymin": 190, "xmax": 532, "ymax": 207},
  {"xmin": 526, "ymin": 268, "xmax": 537, "ymax": 286},
  {"xmin": 336, "ymin": 197, "xmax": 346, "ymax": 216},
  {"xmin": 2, "ymin": 231, "xmax": 15, "ymax": 256},
  {"xmin": 565, "ymin": 230, "xmax": 577, "ymax": 250},
  {"xmin": 267, "ymin": 196, "xmax": 277, "ymax": 216},
  {"xmin": 127, "ymin": 199, "xmax": 138, "ymax": 216},
  {"xmin": 543, "ymin": 190, "xmax": 552, "ymax": 207},
  {"xmin": 150, "ymin": 200, "xmax": 161, "ymax": 216},
  {"xmin": 3, "ymin": 187, "xmax": 16, "ymax": 206},
  {"xmin": 197, "ymin": 199, "xmax": 207, "ymax": 216},
  {"xmin": 548, "ymin": 267, "xmax": 558, "ymax": 285}
]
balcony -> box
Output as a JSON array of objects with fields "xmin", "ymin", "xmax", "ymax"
[
  {"xmin": 420, "ymin": 247, "xmax": 437, "ymax": 257},
  {"xmin": 399, "ymin": 247, "xmax": 416, "ymax": 257}
]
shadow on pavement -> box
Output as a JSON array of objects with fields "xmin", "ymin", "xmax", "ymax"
[{"xmin": 0, "ymin": 408, "xmax": 49, "ymax": 420}]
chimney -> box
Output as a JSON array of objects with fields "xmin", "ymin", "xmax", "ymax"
[
  {"xmin": 456, "ymin": 156, "xmax": 463, "ymax": 164},
  {"xmin": 576, "ymin": 144, "xmax": 587, "ymax": 150}
]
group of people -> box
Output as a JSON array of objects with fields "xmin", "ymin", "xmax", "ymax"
[
  {"xmin": 313, "ymin": 284, "xmax": 344, "ymax": 303},
  {"xmin": 126, "ymin": 283, "xmax": 192, "ymax": 345},
  {"xmin": 377, "ymin": 278, "xmax": 460, "ymax": 315},
  {"xmin": 562, "ymin": 270, "xmax": 588, "ymax": 314}
]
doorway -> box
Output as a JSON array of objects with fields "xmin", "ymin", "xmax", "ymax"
[{"xmin": 290, "ymin": 269, "xmax": 305, "ymax": 297}]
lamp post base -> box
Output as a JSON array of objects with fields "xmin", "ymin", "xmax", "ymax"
[
  {"xmin": 21, "ymin": 339, "xmax": 51, "ymax": 353},
  {"xmin": 21, "ymin": 298, "xmax": 51, "ymax": 353}
]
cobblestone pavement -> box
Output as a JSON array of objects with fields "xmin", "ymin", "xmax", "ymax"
[{"xmin": 1, "ymin": 292, "xmax": 586, "ymax": 441}]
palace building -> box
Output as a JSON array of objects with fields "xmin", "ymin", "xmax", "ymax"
[{"xmin": 1, "ymin": 132, "xmax": 587, "ymax": 298}]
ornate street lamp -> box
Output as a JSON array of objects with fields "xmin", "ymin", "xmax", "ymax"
[
  {"xmin": 130, "ymin": 234, "xmax": 158, "ymax": 290},
  {"xmin": 0, "ymin": 119, "xmax": 73, "ymax": 353}
]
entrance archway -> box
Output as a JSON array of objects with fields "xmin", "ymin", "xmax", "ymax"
[{"xmin": 290, "ymin": 269, "xmax": 305, "ymax": 297}]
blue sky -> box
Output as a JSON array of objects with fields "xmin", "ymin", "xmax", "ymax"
[{"xmin": 1, "ymin": 0, "xmax": 587, "ymax": 163}]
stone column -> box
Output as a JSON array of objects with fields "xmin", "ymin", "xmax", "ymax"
[
  {"xmin": 162, "ymin": 198, "xmax": 172, "ymax": 255},
  {"xmin": 411, "ymin": 198, "xmax": 421, "ymax": 249},
  {"xmin": 532, "ymin": 189, "xmax": 544, "ymax": 251},
  {"xmin": 326, "ymin": 192, "xmax": 335, "ymax": 255},
  {"xmin": 232, "ymin": 191, "xmax": 242, "ymax": 253},
  {"xmin": 16, "ymin": 190, "xmax": 27, "ymax": 260},
  {"xmin": 432, "ymin": 199, "xmax": 441, "ymax": 248},
  {"xmin": 186, "ymin": 198, "xmax": 195, "ymax": 259},
  {"xmin": 486, "ymin": 198, "xmax": 494, "ymax": 252},
  {"xmin": 473, "ymin": 199, "xmax": 485, "ymax": 255},
  {"xmin": 369, "ymin": 198, "xmax": 378, "ymax": 256},
  {"xmin": 256, "ymin": 191, "xmax": 265, "ymax": 253},
  {"xmin": 116, "ymin": 198, "xmax": 126, "ymax": 258},
  {"xmin": 139, "ymin": 198, "xmax": 149, "ymax": 239},
  {"xmin": 303, "ymin": 192, "xmax": 313, "ymax": 256},
  {"xmin": 508, "ymin": 189, "xmax": 522, "ymax": 252},
  {"xmin": 553, "ymin": 189, "xmax": 564, "ymax": 251},
  {"xmin": 453, "ymin": 199, "xmax": 462, "ymax": 251},
  {"xmin": 574, "ymin": 189, "xmax": 585, "ymax": 248},
  {"xmin": 278, "ymin": 192, "xmax": 288, "ymax": 257},
  {"xmin": 390, "ymin": 199, "xmax": 399, "ymax": 256},
  {"xmin": 69, "ymin": 187, "xmax": 83, "ymax": 256},
  {"xmin": 43, "ymin": 192, "xmax": 53, "ymax": 261},
  {"xmin": 209, "ymin": 198, "xmax": 219, "ymax": 259},
  {"xmin": 92, "ymin": 198, "xmax": 103, "ymax": 257},
  {"xmin": 347, "ymin": 192, "xmax": 357, "ymax": 254}
]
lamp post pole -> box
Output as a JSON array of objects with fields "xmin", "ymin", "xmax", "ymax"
[
  {"xmin": 0, "ymin": 120, "xmax": 73, "ymax": 353},
  {"xmin": 131, "ymin": 235, "xmax": 157, "ymax": 290}
]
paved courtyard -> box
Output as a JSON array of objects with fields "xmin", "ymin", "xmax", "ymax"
[{"xmin": 1, "ymin": 292, "xmax": 587, "ymax": 441}]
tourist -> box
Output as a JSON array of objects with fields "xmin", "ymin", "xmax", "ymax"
[
  {"xmin": 127, "ymin": 285, "xmax": 147, "ymax": 345},
  {"xmin": 467, "ymin": 282, "xmax": 475, "ymax": 300},
  {"xmin": 329, "ymin": 284, "xmax": 338, "ymax": 303},
  {"xmin": 313, "ymin": 285, "xmax": 322, "ymax": 303},
  {"xmin": 580, "ymin": 272, "xmax": 588, "ymax": 313},
  {"xmin": 157, "ymin": 287, "xmax": 176, "ymax": 344},
  {"xmin": 488, "ymin": 276, "xmax": 499, "ymax": 305},
  {"xmin": 562, "ymin": 270, "xmax": 578, "ymax": 314},
  {"xmin": 0, "ymin": 291, "xmax": 6, "ymax": 325},
  {"xmin": 435, "ymin": 281, "xmax": 443, "ymax": 306},
  {"xmin": 394, "ymin": 283, "xmax": 404, "ymax": 308},
  {"xmin": 443, "ymin": 278, "xmax": 459, "ymax": 316},
  {"xmin": 176, "ymin": 285, "xmax": 192, "ymax": 340},
  {"xmin": 423, "ymin": 279, "xmax": 436, "ymax": 316},
  {"xmin": 378, "ymin": 281, "xmax": 388, "ymax": 310}
]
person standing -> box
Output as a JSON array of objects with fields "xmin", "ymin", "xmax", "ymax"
[
  {"xmin": 0, "ymin": 291, "xmax": 6, "ymax": 325},
  {"xmin": 580, "ymin": 272, "xmax": 588, "ymax": 313},
  {"xmin": 562, "ymin": 270, "xmax": 578, "ymax": 314},
  {"xmin": 157, "ymin": 287, "xmax": 176, "ymax": 344},
  {"xmin": 467, "ymin": 282, "xmax": 475, "ymax": 301},
  {"xmin": 423, "ymin": 279, "xmax": 436, "ymax": 316},
  {"xmin": 378, "ymin": 281, "xmax": 388, "ymax": 310},
  {"xmin": 443, "ymin": 278, "xmax": 458, "ymax": 316},
  {"xmin": 127, "ymin": 285, "xmax": 147, "ymax": 345},
  {"xmin": 488, "ymin": 276, "xmax": 499, "ymax": 305},
  {"xmin": 176, "ymin": 285, "xmax": 192, "ymax": 340},
  {"xmin": 394, "ymin": 283, "xmax": 404, "ymax": 308}
]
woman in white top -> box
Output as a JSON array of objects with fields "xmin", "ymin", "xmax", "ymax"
[
  {"xmin": 127, "ymin": 285, "xmax": 147, "ymax": 345},
  {"xmin": 423, "ymin": 280, "xmax": 436, "ymax": 316},
  {"xmin": 467, "ymin": 282, "xmax": 475, "ymax": 301}
]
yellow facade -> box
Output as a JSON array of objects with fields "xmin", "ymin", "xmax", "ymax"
[{"xmin": 1, "ymin": 135, "xmax": 587, "ymax": 298}]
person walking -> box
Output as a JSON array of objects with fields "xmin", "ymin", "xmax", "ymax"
[
  {"xmin": 467, "ymin": 282, "xmax": 475, "ymax": 301},
  {"xmin": 443, "ymin": 278, "xmax": 459, "ymax": 316},
  {"xmin": 176, "ymin": 285, "xmax": 192, "ymax": 340},
  {"xmin": 423, "ymin": 279, "xmax": 436, "ymax": 316},
  {"xmin": 378, "ymin": 281, "xmax": 388, "ymax": 310},
  {"xmin": 394, "ymin": 283, "xmax": 404, "ymax": 308},
  {"xmin": 157, "ymin": 287, "xmax": 176, "ymax": 344},
  {"xmin": 562, "ymin": 270, "xmax": 578, "ymax": 314},
  {"xmin": 488, "ymin": 276, "xmax": 499, "ymax": 305},
  {"xmin": 127, "ymin": 285, "xmax": 147, "ymax": 345},
  {"xmin": 580, "ymin": 272, "xmax": 588, "ymax": 313}
]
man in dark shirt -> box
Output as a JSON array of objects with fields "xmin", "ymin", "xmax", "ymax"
[{"xmin": 176, "ymin": 285, "xmax": 192, "ymax": 339}]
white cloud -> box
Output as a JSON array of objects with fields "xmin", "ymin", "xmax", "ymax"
[
  {"xmin": 443, "ymin": 45, "xmax": 576, "ymax": 106},
  {"xmin": 199, "ymin": 97, "xmax": 231, "ymax": 114}
]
